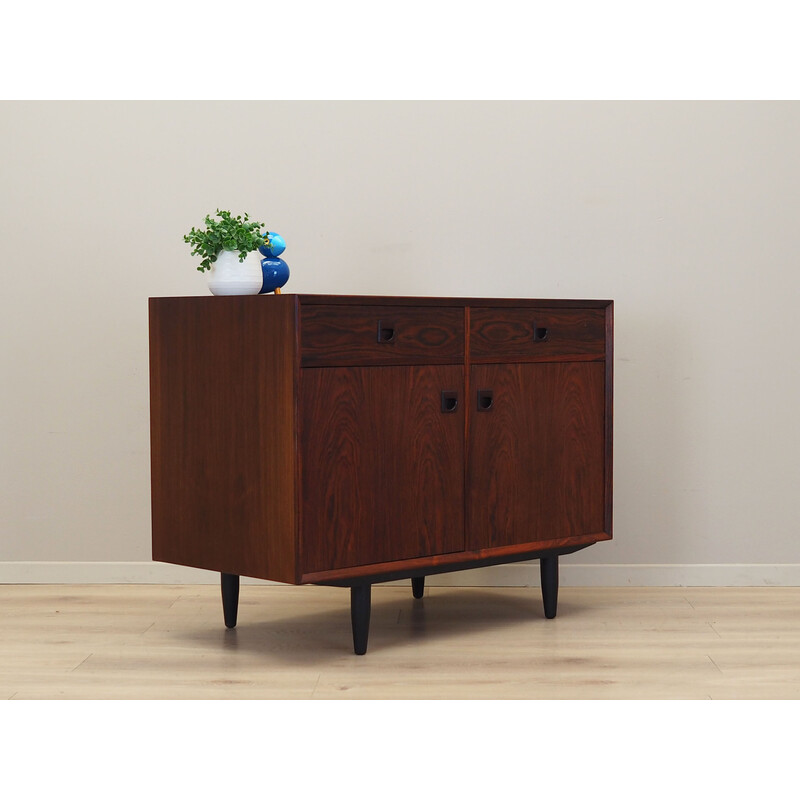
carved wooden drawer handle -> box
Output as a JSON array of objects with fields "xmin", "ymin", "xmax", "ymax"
[
  {"xmin": 441, "ymin": 391, "xmax": 459, "ymax": 413},
  {"xmin": 377, "ymin": 321, "xmax": 396, "ymax": 342},
  {"xmin": 477, "ymin": 389, "xmax": 494, "ymax": 411}
]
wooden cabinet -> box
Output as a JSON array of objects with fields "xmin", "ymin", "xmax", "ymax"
[{"xmin": 149, "ymin": 295, "xmax": 613, "ymax": 654}]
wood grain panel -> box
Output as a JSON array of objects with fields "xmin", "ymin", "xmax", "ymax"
[
  {"xmin": 300, "ymin": 365, "xmax": 465, "ymax": 573},
  {"xmin": 300, "ymin": 305, "xmax": 463, "ymax": 366},
  {"xmin": 149, "ymin": 295, "xmax": 298, "ymax": 583},
  {"xmin": 470, "ymin": 307, "xmax": 605, "ymax": 362},
  {"xmin": 467, "ymin": 361, "xmax": 606, "ymax": 549},
  {"xmin": 296, "ymin": 294, "xmax": 612, "ymax": 309}
]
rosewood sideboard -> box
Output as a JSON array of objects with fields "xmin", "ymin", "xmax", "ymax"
[{"xmin": 149, "ymin": 295, "xmax": 613, "ymax": 654}]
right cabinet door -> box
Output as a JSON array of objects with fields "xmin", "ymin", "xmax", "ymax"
[{"xmin": 467, "ymin": 361, "xmax": 606, "ymax": 550}]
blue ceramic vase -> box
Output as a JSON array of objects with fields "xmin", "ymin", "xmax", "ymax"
[{"xmin": 260, "ymin": 255, "xmax": 290, "ymax": 294}]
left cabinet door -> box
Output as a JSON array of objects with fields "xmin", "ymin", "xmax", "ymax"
[{"xmin": 300, "ymin": 365, "xmax": 465, "ymax": 574}]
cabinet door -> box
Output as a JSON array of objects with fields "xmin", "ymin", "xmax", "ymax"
[
  {"xmin": 467, "ymin": 362, "xmax": 605, "ymax": 550},
  {"xmin": 300, "ymin": 365, "xmax": 465, "ymax": 574}
]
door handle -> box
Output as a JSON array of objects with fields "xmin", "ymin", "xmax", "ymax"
[
  {"xmin": 441, "ymin": 391, "xmax": 459, "ymax": 413},
  {"xmin": 477, "ymin": 389, "xmax": 494, "ymax": 411},
  {"xmin": 533, "ymin": 325, "xmax": 548, "ymax": 342}
]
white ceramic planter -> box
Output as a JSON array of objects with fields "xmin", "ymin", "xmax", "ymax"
[{"xmin": 206, "ymin": 250, "xmax": 263, "ymax": 296}]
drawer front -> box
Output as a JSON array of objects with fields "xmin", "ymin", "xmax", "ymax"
[
  {"xmin": 301, "ymin": 305, "xmax": 464, "ymax": 366},
  {"xmin": 470, "ymin": 307, "xmax": 605, "ymax": 362}
]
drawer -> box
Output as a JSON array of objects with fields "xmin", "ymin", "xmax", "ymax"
[
  {"xmin": 470, "ymin": 307, "xmax": 605, "ymax": 362},
  {"xmin": 300, "ymin": 305, "xmax": 464, "ymax": 366}
]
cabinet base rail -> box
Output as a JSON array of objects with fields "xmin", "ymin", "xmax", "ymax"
[{"xmin": 220, "ymin": 548, "xmax": 569, "ymax": 655}]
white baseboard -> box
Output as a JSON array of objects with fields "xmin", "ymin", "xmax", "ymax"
[{"xmin": 1, "ymin": 561, "xmax": 800, "ymax": 586}]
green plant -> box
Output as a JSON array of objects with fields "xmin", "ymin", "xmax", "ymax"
[{"xmin": 183, "ymin": 209, "xmax": 265, "ymax": 272}]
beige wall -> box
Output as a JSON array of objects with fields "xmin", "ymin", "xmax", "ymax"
[{"xmin": 2, "ymin": 101, "xmax": 799, "ymax": 581}]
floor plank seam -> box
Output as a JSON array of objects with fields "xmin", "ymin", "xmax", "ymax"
[
  {"xmin": 707, "ymin": 655, "xmax": 723, "ymax": 674},
  {"xmin": 71, "ymin": 654, "xmax": 93, "ymax": 672},
  {"xmin": 707, "ymin": 622, "xmax": 722, "ymax": 638}
]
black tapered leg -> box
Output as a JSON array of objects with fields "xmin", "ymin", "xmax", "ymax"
[
  {"xmin": 540, "ymin": 556, "xmax": 559, "ymax": 619},
  {"xmin": 411, "ymin": 576, "xmax": 425, "ymax": 599},
  {"xmin": 350, "ymin": 584, "xmax": 372, "ymax": 655},
  {"xmin": 221, "ymin": 572, "xmax": 240, "ymax": 629}
]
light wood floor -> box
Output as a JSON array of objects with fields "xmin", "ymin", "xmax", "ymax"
[{"xmin": 2, "ymin": 584, "xmax": 799, "ymax": 699}]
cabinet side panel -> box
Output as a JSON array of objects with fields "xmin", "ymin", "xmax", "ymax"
[{"xmin": 149, "ymin": 296, "xmax": 297, "ymax": 583}]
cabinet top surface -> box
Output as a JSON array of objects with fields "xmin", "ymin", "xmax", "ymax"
[{"xmin": 150, "ymin": 294, "xmax": 613, "ymax": 308}]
